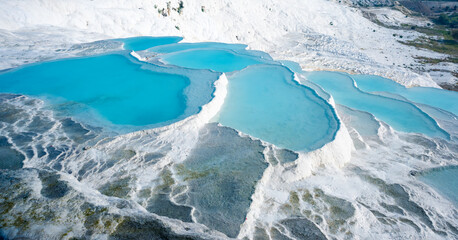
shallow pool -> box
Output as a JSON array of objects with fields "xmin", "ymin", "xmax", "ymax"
[
  {"xmin": 216, "ymin": 65, "xmax": 339, "ymax": 151},
  {"xmin": 0, "ymin": 53, "xmax": 190, "ymax": 127},
  {"xmin": 306, "ymin": 71, "xmax": 449, "ymax": 139},
  {"xmin": 148, "ymin": 42, "xmax": 248, "ymax": 53},
  {"xmin": 116, "ymin": 36, "xmax": 183, "ymax": 51},
  {"xmin": 352, "ymin": 75, "xmax": 458, "ymax": 116},
  {"xmin": 160, "ymin": 48, "xmax": 268, "ymax": 72}
]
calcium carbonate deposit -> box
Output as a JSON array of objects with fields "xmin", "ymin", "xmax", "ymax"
[{"xmin": 0, "ymin": 1, "xmax": 457, "ymax": 240}]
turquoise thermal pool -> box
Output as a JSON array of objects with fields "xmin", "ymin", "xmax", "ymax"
[
  {"xmin": 160, "ymin": 48, "xmax": 268, "ymax": 72},
  {"xmin": 352, "ymin": 74, "xmax": 458, "ymax": 116},
  {"xmin": 117, "ymin": 36, "xmax": 183, "ymax": 51},
  {"xmin": 0, "ymin": 53, "xmax": 190, "ymax": 127},
  {"xmin": 216, "ymin": 65, "xmax": 338, "ymax": 151},
  {"xmin": 148, "ymin": 42, "xmax": 249, "ymax": 53},
  {"xmin": 306, "ymin": 71, "xmax": 450, "ymax": 139}
]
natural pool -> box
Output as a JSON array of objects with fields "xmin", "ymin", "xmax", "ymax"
[
  {"xmin": 352, "ymin": 74, "xmax": 458, "ymax": 116},
  {"xmin": 161, "ymin": 48, "xmax": 268, "ymax": 72},
  {"xmin": 116, "ymin": 36, "xmax": 183, "ymax": 51},
  {"xmin": 216, "ymin": 65, "xmax": 338, "ymax": 151},
  {"xmin": 149, "ymin": 42, "xmax": 248, "ymax": 54},
  {"xmin": 0, "ymin": 53, "xmax": 190, "ymax": 127},
  {"xmin": 306, "ymin": 71, "xmax": 450, "ymax": 139}
]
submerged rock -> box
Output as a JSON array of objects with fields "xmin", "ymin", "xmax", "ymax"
[
  {"xmin": 280, "ymin": 218, "xmax": 328, "ymax": 240},
  {"xmin": 176, "ymin": 123, "xmax": 268, "ymax": 238}
]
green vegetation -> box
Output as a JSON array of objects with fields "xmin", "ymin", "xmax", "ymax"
[
  {"xmin": 175, "ymin": 164, "xmax": 212, "ymax": 181},
  {"xmin": 166, "ymin": 1, "xmax": 171, "ymax": 15},
  {"xmin": 177, "ymin": 1, "xmax": 184, "ymax": 15},
  {"xmin": 363, "ymin": 8, "xmax": 457, "ymax": 66},
  {"xmin": 434, "ymin": 13, "xmax": 458, "ymax": 29},
  {"xmin": 386, "ymin": 22, "xmax": 458, "ymax": 70},
  {"xmin": 398, "ymin": 22, "xmax": 458, "ymax": 67},
  {"xmin": 415, "ymin": 56, "xmax": 458, "ymax": 64},
  {"xmin": 159, "ymin": 1, "xmax": 184, "ymax": 16},
  {"xmin": 452, "ymin": 29, "xmax": 458, "ymax": 39},
  {"xmin": 302, "ymin": 189, "xmax": 316, "ymax": 205},
  {"xmin": 289, "ymin": 191, "xmax": 300, "ymax": 205},
  {"xmin": 99, "ymin": 177, "xmax": 132, "ymax": 198},
  {"xmin": 402, "ymin": 35, "xmax": 458, "ymax": 53},
  {"xmin": 158, "ymin": 8, "xmax": 165, "ymax": 16},
  {"xmin": 156, "ymin": 169, "xmax": 175, "ymax": 191}
]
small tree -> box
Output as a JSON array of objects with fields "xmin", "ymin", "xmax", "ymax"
[
  {"xmin": 166, "ymin": 1, "xmax": 171, "ymax": 16},
  {"xmin": 177, "ymin": 1, "xmax": 184, "ymax": 15},
  {"xmin": 452, "ymin": 29, "xmax": 458, "ymax": 40},
  {"xmin": 436, "ymin": 14, "xmax": 450, "ymax": 25}
]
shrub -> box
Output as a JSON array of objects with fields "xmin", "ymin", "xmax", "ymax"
[
  {"xmin": 436, "ymin": 14, "xmax": 450, "ymax": 25},
  {"xmin": 451, "ymin": 29, "xmax": 458, "ymax": 40},
  {"xmin": 177, "ymin": 1, "xmax": 184, "ymax": 14}
]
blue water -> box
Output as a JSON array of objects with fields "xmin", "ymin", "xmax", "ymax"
[
  {"xmin": 160, "ymin": 48, "xmax": 267, "ymax": 72},
  {"xmin": 1, "ymin": 36, "xmax": 452, "ymax": 149},
  {"xmin": 150, "ymin": 41, "xmax": 273, "ymax": 61},
  {"xmin": 419, "ymin": 166, "xmax": 458, "ymax": 206},
  {"xmin": 352, "ymin": 75, "xmax": 458, "ymax": 116},
  {"xmin": 149, "ymin": 42, "xmax": 248, "ymax": 53},
  {"xmin": 0, "ymin": 53, "xmax": 189, "ymax": 127},
  {"xmin": 153, "ymin": 43, "xmax": 340, "ymax": 151},
  {"xmin": 279, "ymin": 60, "xmax": 303, "ymax": 73},
  {"xmin": 117, "ymin": 36, "xmax": 183, "ymax": 51},
  {"xmin": 306, "ymin": 71, "xmax": 449, "ymax": 139},
  {"xmin": 216, "ymin": 65, "xmax": 339, "ymax": 151}
]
